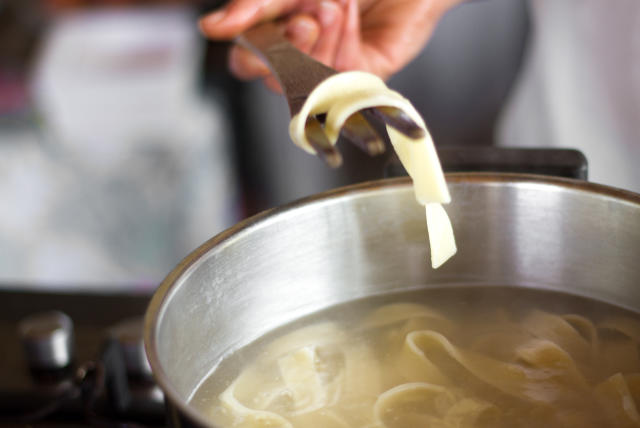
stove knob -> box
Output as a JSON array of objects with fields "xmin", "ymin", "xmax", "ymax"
[
  {"xmin": 108, "ymin": 316, "xmax": 152, "ymax": 379},
  {"xmin": 18, "ymin": 311, "xmax": 74, "ymax": 371}
]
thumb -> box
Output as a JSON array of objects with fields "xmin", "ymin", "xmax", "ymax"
[{"xmin": 200, "ymin": 0, "xmax": 298, "ymax": 39}]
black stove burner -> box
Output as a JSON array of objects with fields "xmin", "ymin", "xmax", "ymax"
[{"xmin": 0, "ymin": 289, "xmax": 165, "ymax": 427}]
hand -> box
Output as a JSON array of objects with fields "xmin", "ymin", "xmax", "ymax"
[{"xmin": 199, "ymin": 0, "xmax": 464, "ymax": 90}]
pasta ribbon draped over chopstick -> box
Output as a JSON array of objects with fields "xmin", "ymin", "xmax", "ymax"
[{"xmin": 209, "ymin": 303, "xmax": 640, "ymax": 428}]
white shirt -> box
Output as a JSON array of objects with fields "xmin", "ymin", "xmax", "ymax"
[{"xmin": 498, "ymin": 0, "xmax": 640, "ymax": 193}]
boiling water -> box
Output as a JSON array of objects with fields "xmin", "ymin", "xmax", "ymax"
[{"xmin": 191, "ymin": 286, "xmax": 640, "ymax": 428}]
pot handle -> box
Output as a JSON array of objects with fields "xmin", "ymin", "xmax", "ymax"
[{"xmin": 384, "ymin": 147, "xmax": 588, "ymax": 180}]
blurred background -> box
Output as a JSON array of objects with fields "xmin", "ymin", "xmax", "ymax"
[{"xmin": 0, "ymin": 0, "xmax": 529, "ymax": 291}]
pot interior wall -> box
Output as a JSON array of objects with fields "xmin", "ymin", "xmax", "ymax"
[{"xmin": 148, "ymin": 176, "xmax": 640, "ymax": 418}]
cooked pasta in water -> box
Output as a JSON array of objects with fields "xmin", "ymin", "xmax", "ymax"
[{"xmin": 191, "ymin": 287, "xmax": 640, "ymax": 428}]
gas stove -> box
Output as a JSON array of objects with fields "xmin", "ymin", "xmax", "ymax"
[
  {"xmin": 0, "ymin": 147, "xmax": 588, "ymax": 427},
  {"xmin": 0, "ymin": 289, "xmax": 164, "ymax": 427}
]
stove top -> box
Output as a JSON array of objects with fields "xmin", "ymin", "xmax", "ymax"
[{"xmin": 0, "ymin": 289, "xmax": 165, "ymax": 427}]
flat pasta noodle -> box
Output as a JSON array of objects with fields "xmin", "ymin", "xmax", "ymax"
[
  {"xmin": 372, "ymin": 382, "xmax": 457, "ymax": 426},
  {"xmin": 219, "ymin": 382, "xmax": 293, "ymax": 428},
  {"xmin": 277, "ymin": 347, "xmax": 335, "ymax": 414},
  {"xmin": 425, "ymin": 203, "xmax": 457, "ymax": 269},
  {"xmin": 261, "ymin": 322, "xmax": 346, "ymax": 361},
  {"xmin": 595, "ymin": 373, "xmax": 640, "ymax": 427},
  {"xmin": 599, "ymin": 316, "xmax": 640, "ymax": 342},
  {"xmin": 289, "ymin": 410, "xmax": 351, "ymax": 428},
  {"xmin": 443, "ymin": 397, "xmax": 501, "ymax": 428},
  {"xmin": 521, "ymin": 310, "xmax": 596, "ymax": 369},
  {"xmin": 209, "ymin": 302, "xmax": 640, "ymax": 428},
  {"xmin": 288, "ymin": 71, "xmax": 455, "ymax": 269},
  {"xmin": 598, "ymin": 317, "xmax": 640, "ymax": 377},
  {"xmin": 405, "ymin": 331, "xmax": 588, "ymax": 404},
  {"xmin": 357, "ymin": 303, "xmax": 451, "ymax": 332}
]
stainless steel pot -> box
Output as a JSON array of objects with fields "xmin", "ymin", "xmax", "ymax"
[{"xmin": 144, "ymin": 173, "xmax": 640, "ymax": 427}]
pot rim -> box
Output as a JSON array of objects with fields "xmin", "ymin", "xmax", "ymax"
[{"xmin": 143, "ymin": 172, "xmax": 640, "ymax": 427}]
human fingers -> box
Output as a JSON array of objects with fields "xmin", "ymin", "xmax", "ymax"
[
  {"xmin": 228, "ymin": 14, "xmax": 320, "ymax": 88},
  {"xmin": 285, "ymin": 13, "xmax": 321, "ymax": 54},
  {"xmin": 263, "ymin": 75, "xmax": 283, "ymax": 93},
  {"xmin": 264, "ymin": 14, "xmax": 321, "ymax": 92},
  {"xmin": 229, "ymin": 45, "xmax": 271, "ymax": 80},
  {"xmin": 199, "ymin": 0, "xmax": 300, "ymax": 39},
  {"xmin": 334, "ymin": 0, "xmax": 362, "ymax": 71},
  {"xmin": 356, "ymin": 0, "xmax": 466, "ymax": 78},
  {"xmin": 310, "ymin": 0, "xmax": 345, "ymax": 67}
]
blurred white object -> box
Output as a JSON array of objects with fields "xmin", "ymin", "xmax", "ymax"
[
  {"xmin": 0, "ymin": 7, "xmax": 237, "ymax": 290},
  {"xmin": 34, "ymin": 7, "xmax": 204, "ymax": 169},
  {"xmin": 498, "ymin": 0, "xmax": 640, "ymax": 192}
]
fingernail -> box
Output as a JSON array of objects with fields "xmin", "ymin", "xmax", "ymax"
[{"xmin": 319, "ymin": 1, "xmax": 338, "ymax": 27}]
